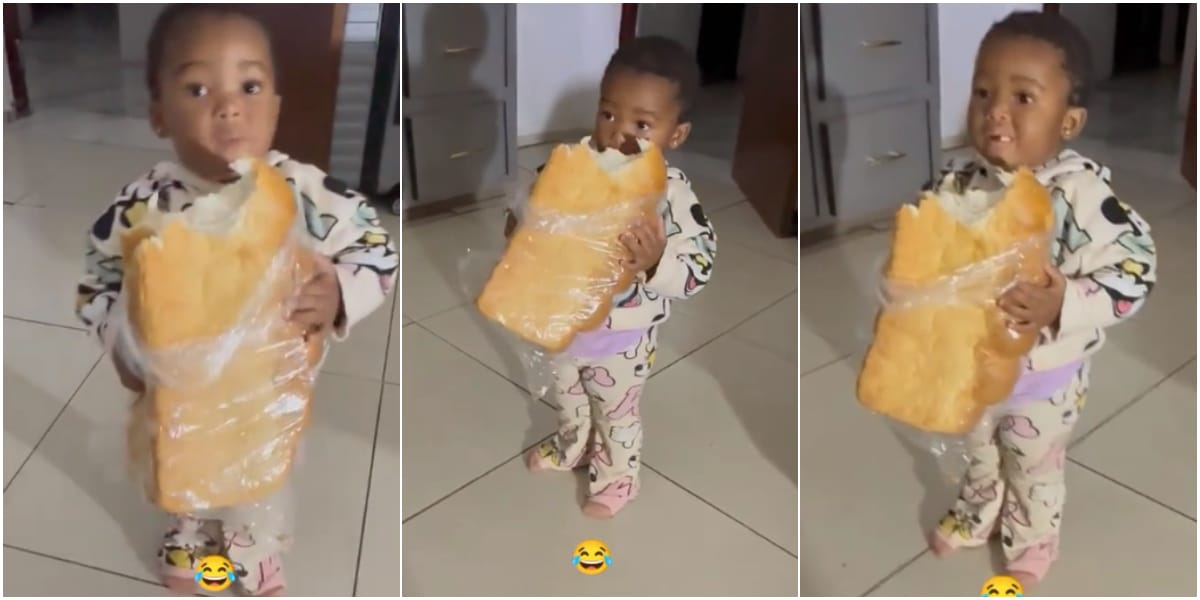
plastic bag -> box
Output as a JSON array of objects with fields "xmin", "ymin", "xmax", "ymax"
[
  {"xmin": 475, "ymin": 138, "xmax": 668, "ymax": 354},
  {"xmin": 858, "ymin": 232, "xmax": 1052, "ymax": 477},
  {"xmin": 111, "ymin": 160, "xmax": 327, "ymax": 514}
]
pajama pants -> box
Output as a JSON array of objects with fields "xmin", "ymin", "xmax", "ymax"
[
  {"xmin": 539, "ymin": 326, "xmax": 657, "ymax": 512},
  {"xmin": 935, "ymin": 361, "xmax": 1090, "ymax": 580},
  {"xmin": 160, "ymin": 483, "xmax": 293, "ymax": 593}
]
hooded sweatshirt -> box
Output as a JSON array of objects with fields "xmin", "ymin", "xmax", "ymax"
[
  {"xmin": 75, "ymin": 150, "xmax": 398, "ymax": 350},
  {"xmin": 926, "ymin": 149, "xmax": 1157, "ymax": 391}
]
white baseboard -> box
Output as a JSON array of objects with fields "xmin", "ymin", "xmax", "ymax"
[{"xmin": 941, "ymin": 132, "xmax": 969, "ymax": 151}]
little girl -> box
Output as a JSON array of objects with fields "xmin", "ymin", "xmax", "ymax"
[
  {"xmin": 74, "ymin": 6, "xmax": 397, "ymax": 595},
  {"xmin": 924, "ymin": 13, "xmax": 1156, "ymax": 587},
  {"xmin": 514, "ymin": 37, "xmax": 717, "ymax": 518}
]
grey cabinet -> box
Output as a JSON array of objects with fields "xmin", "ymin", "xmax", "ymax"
[
  {"xmin": 799, "ymin": 3, "xmax": 941, "ymax": 233},
  {"xmin": 402, "ymin": 3, "xmax": 517, "ymax": 211}
]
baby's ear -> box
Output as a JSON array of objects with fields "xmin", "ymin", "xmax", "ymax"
[
  {"xmin": 149, "ymin": 102, "xmax": 167, "ymax": 138},
  {"xmin": 1061, "ymin": 107, "xmax": 1088, "ymax": 141},
  {"xmin": 669, "ymin": 121, "xmax": 692, "ymax": 150}
]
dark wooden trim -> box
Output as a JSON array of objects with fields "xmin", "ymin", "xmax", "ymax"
[
  {"xmin": 619, "ymin": 4, "xmax": 638, "ymax": 44},
  {"xmin": 361, "ymin": 3, "xmax": 401, "ymax": 195},
  {"xmin": 1043, "ymin": 4, "xmax": 1060, "ymax": 14},
  {"xmin": 1183, "ymin": 70, "xmax": 1196, "ymax": 188},
  {"xmin": 3, "ymin": 3, "xmax": 31, "ymax": 118}
]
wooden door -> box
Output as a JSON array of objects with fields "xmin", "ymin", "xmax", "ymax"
[
  {"xmin": 732, "ymin": 3, "xmax": 798, "ymax": 237},
  {"xmin": 3, "ymin": 3, "xmax": 31, "ymax": 118},
  {"xmin": 240, "ymin": 4, "xmax": 347, "ymax": 170}
]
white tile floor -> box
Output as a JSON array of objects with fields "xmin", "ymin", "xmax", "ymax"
[
  {"xmin": 799, "ymin": 140, "xmax": 1197, "ymax": 596},
  {"xmin": 2, "ymin": 110, "xmax": 401, "ymax": 596},
  {"xmin": 402, "ymin": 147, "xmax": 798, "ymax": 595}
]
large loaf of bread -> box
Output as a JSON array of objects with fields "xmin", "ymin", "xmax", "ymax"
[
  {"xmin": 121, "ymin": 159, "xmax": 322, "ymax": 512},
  {"xmin": 477, "ymin": 140, "xmax": 667, "ymax": 352},
  {"xmin": 856, "ymin": 168, "xmax": 1055, "ymax": 434}
]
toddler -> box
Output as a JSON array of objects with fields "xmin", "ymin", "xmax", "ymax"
[
  {"xmin": 513, "ymin": 37, "xmax": 717, "ymax": 518},
  {"xmin": 74, "ymin": 6, "xmax": 397, "ymax": 595},
  {"xmin": 924, "ymin": 12, "xmax": 1156, "ymax": 587}
]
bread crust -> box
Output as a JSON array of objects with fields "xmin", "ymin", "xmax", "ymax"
[
  {"xmin": 123, "ymin": 159, "xmax": 322, "ymax": 512},
  {"xmin": 477, "ymin": 142, "xmax": 667, "ymax": 352},
  {"xmin": 857, "ymin": 169, "xmax": 1055, "ymax": 434}
]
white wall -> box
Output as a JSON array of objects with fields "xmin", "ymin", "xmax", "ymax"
[
  {"xmin": 635, "ymin": 4, "xmax": 702, "ymax": 58},
  {"xmin": 1059, "ymin": 4, "xmax": 1116, "ymax": 82},
  {"xmin": 937, "ymin": 3, "xmax": 1040, "ymax": 148},
  {"xmin": 118, "ymin": 4, "xmax": 166, "ymax": 63},
  {"xmin": 515, "ymin": 4, "xmax": 620, "ymax": 143}
]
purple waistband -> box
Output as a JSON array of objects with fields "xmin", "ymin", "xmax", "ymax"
[
  {"xmin": 1004, "ymin": 359, "xmax": 1083, "ymax": 409},
  {"xmin": 564, "ymin": 328, "xmax": 644, "ymax": 359}
]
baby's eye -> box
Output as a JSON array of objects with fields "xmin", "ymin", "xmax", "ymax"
[
  {"xmin": 636, "ymin": 121, "xmax": 651, "ymax": 132},
  {"xmin": 600, "ymin": 110, "xmax": 615, "ymax": 122},
  {"xmin": 972, "ymin": 87, "xmax": 989, "ymax": 100},
  {"xmin": 243, "ymin": 80, "xmax": 263, "ymax": 95},
  {"xmin": 1015, "ymin": 92, "xmax": 1034, "ymax": 105},
  {"xmin": 186, "ymin": 84, "xmax": 209, "ymax": 98}
]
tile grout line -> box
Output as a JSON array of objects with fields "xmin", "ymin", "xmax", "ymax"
[
  {"xmin": 3, "ymin": 544, "xmax": 168, "ymax": 591},
  {"xmin": 3, "ymin": 355, "xmax": 103, "ymax": 493},
  {"xmin": 350, "ymin": 292, "xmax": 401, "ymax": 596},
  {"xmin": 2, "ymin": 314, "xmax": 90, "ymax": 333},
  {"xmin": 1068, "ymin": 356, "xmax": 1196, "ymax": 450},
  {"xmin": 405, "ymin": 293, "xmax": 796, "ymax": 537},
  {"xmin": 800, "ymin": 351, "xmax": 855, "ymax": 378},
  {"xmin": 858, "ymin": 357, "xmax": 1197, "ymax": 596},
  {"xmin": 401, "ymin": 439, "xmax": 550, "ymax": 525},
  {"xmin": 640, "ymin": 462, "xmax": 797, "ymax": 559},
  {"xmin": 859, "ymin": 547, "xmax": 929, "ymax": 596},
  {"xmin": 1066, "ymin": 457, "xmax": 1198, "ymax": 523}
]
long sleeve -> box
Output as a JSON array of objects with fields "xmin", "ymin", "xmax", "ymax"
[
  {"xmin": 287, "ymin": 163, "xmax": 398, "ymax": 340},
  {"xmin": 1052, "ymin": 177, "xmax": 1156, "ymax": 338},
  {"xmin": 643, "ymin": 171, "xmax": 717, "ymax": 300},
  {"xmin": 76, "ymin": 174, "xmax": 159, "ymax": 348}
]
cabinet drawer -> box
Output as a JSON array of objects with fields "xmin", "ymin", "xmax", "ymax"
[
  {"xmin": 816, "ymin": 4, "xmax": 928, "ymax": 99},
  {"xmin": 403, "ymin": 3, "xmax": 507, "ymax": 97},
  {"xmin": 822, "ymin": 101, "xmax": 932, "ymax": 220},
  {"xmin": 407, "ymin": 101, "xmax": 508, "ymax": 202}
]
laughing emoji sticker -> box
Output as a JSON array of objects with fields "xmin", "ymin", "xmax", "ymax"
[
  {"xmin": 980, "ymin": 574, "xmax": 1023, "ymax": 596},
  {"xmin": 572, "ymin": 539, "xmax": 611, "ymax": 575},
  {"xmin": 194, "ymin": 554, "xmax": 236, "ymax": 592}
]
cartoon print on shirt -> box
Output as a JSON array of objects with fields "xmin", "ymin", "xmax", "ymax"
[
  {"xmin": 1091, "ymin": 258, "xmax": 1152, "ymax": 318},
  {"xmin": 302, "ymin": 193, "xmax": 338, "ymax": 241},
  {"xmin": 1050, "ymin": 188, "xmax": 1092, "ymax": 263}
]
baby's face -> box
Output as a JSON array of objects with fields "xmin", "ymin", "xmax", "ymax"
[
  {"xmin": 592, "ymin": 68, "xmax": 690, "ymax": 155},
  {"xmin": 968, "ymin": 35, "xmax": 1086, "ymax": 171},
  {"xmin": 151, "ymin": 14, "xmax": 280, "ymax": 182}
]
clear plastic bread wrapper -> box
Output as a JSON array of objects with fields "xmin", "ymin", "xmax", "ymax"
[
  {"xmin": 855, "ymin": 168, "xmax": 1055, "ymax": 481},
  {"xmin": 468, "ymin": 138, "xmax": 667, "ymax": 399},
  {"xmin": 110, "ymin": 158, "xmax": 326, "ymax": 515}
]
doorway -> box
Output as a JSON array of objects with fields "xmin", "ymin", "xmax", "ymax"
[{"xmin": 1064, "ymin": 3, "xmax": 1194, "ymax": 156}]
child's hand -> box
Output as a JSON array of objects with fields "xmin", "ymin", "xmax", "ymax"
[
  {"xmin": 620, "ymin": 217, "xmax": 667, "ymax": 274},
  {"xmin": 288, "ymin": 255, "xmax": 343, "ymax": 334},
  {"xmin": 998, "ymin": 263, "xmax": 1067, "ymax": 333}
]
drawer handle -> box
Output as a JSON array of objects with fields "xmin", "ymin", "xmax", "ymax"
[
  {"xmin": 449, "ymin": 150, "xmax": 475, "ymax": 160},
  {"xmin": 443, "ymin": 46, "xmax": 480, "ymax": 55},
  {"xmin": 866, "ymin": 150, "xmax": 906, "ymax": 167},
  {"xmin": 860, "ymin": 39, "xmax": 903, "ymax": 49}
]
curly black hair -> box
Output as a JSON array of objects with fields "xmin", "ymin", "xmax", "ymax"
[
  {"xmin": 982, "ymin": 11, "xmax": 1093, "ymax": 108},
  {"xmin": 604, "ymin": 35, "xmax": 701, "ymax": 121},
  {"xmin": 145, "ymin": 4, "xmax": 274, "ymax": 100}
]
